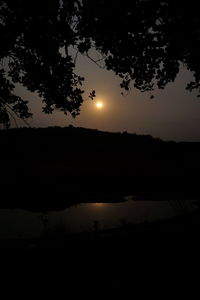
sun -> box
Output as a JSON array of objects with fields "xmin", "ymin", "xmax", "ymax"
[{"xmin": 96, "ymin": 102, "xmax": 103, "ymax": 109}]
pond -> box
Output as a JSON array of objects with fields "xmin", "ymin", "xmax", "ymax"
[{"xmin": 0, "ymin": 196, "xmax": 198, "ymax": 239}]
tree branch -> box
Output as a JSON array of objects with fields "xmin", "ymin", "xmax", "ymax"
[
  {"xmin": 5, "ymin": 104, "xmax": 31, "ymax": 128},
  {"xmin": 84, "ymin": 52, "xmax": 106, "ymax": 69}
]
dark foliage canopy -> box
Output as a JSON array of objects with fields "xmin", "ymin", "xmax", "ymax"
[{"xmin": 1, "ymin": 0, "xmax": 200, "ymax": 127}]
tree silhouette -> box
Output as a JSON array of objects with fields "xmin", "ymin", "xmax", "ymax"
[{"xmin": 1, "ymin": 0, "xmax": 200, "ymax": 127}]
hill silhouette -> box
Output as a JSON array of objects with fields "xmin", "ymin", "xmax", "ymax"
[{"xmin": 1, "ymin": 126, "xmax": 200, "ymax": 211}]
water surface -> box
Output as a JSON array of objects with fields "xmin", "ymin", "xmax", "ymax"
[{"xmin": 0, "ymin": 197, "xmax": 197, "ymax": 239}]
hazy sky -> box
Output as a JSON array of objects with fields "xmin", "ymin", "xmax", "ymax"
[{"xmin": 14, "ymin": 51, "xmax": 200, "ymax": 142}]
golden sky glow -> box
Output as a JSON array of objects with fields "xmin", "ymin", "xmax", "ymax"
[{"xmin": 18, "ymin": 50, "xmax": 200, "ymax": 142}]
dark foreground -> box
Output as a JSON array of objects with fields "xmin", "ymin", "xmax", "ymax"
[
  {"xmin": 1, "ymin": 127, "xmax": 200, "ymax": 296},
  {"xmin": 1, "ymin": 234, "xmax": 199, "ymax": 298},
  {"xmin": 1, "ymin": 209, "xmax": 200, "ymax": 298}
]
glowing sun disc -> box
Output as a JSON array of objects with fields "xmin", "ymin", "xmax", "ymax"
[{"xmin": 96, "ymin": 102, "xmax": 103, "ymax": 109}]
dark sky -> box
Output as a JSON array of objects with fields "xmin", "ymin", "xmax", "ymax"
[{"xmin": 14, "ymin": 50, "xmax": 200, "ymax": 142}]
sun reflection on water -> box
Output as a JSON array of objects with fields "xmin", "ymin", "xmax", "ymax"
[{"xmin": 92, "ymin": 203, "xmax": 106, "ymax": 207}]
